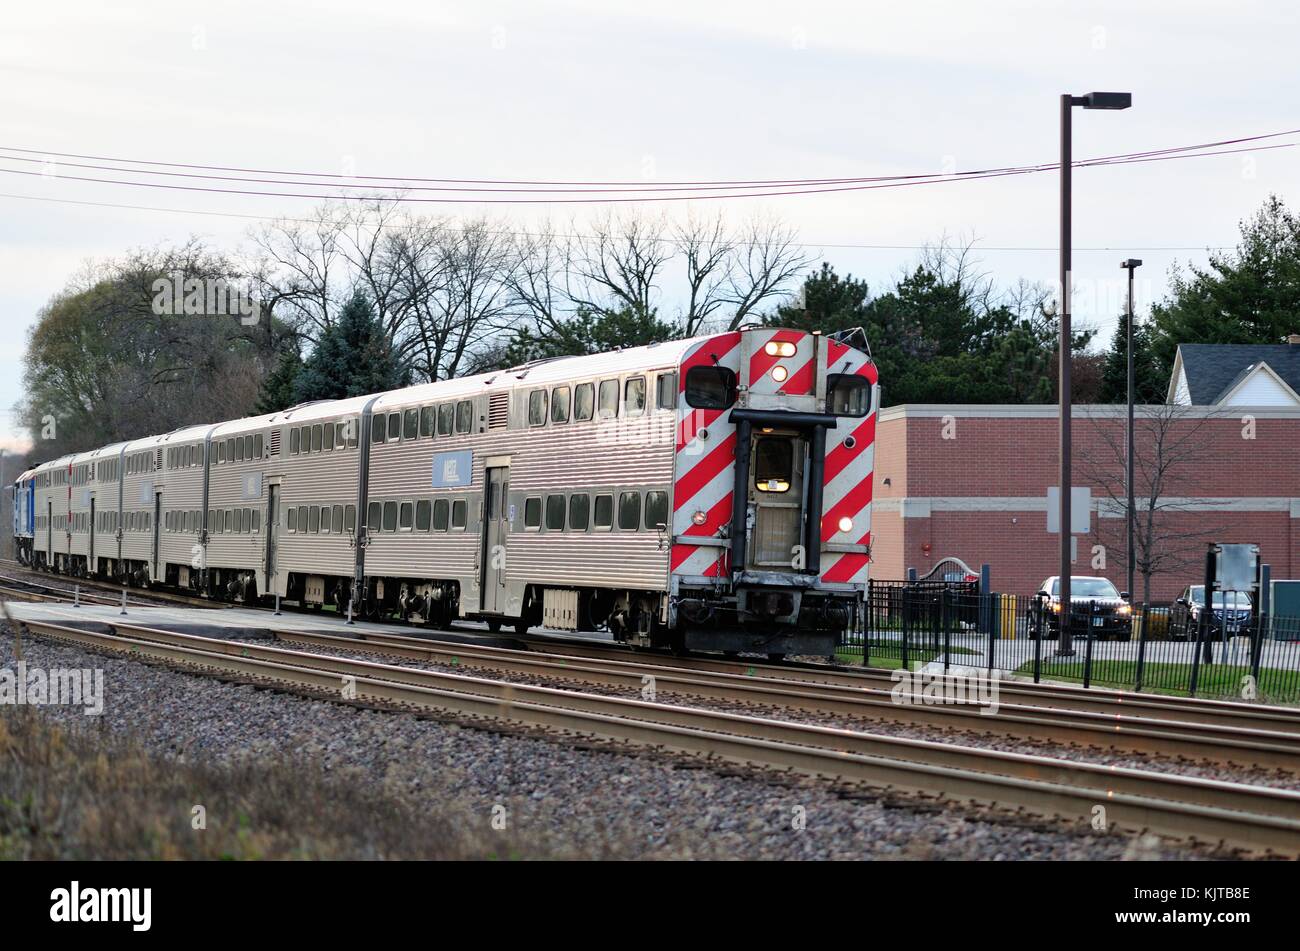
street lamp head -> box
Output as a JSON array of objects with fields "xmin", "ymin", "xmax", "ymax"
[
  {"xmin": 1081, "ymin": 91, "xmax": 1132, "ymax": 110},
  {"xmin": 1120, "ymin": 258, "xmax": 1143, "ymax": 270}
]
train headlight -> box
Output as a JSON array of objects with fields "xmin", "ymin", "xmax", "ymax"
[
  {"xmin": 691, "ymin": 510, "xmax": 708, "ymax": 526},
  {"xmin": 764, "ymin": 341, "xmax": 797, "ymax": 357},
  {"xmin": 837, "ymin": 516, "xmax": 853, "ymax": 534},
  {"xmin": 771, "ymin": 365, "xmax": 789, "ymax": 383}
]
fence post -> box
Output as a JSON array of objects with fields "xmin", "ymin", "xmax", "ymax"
[
  {"xmin": 901, "ymin": 588, "xmax": 911, "ymax": 673},
  {"xmin": 1033, "ymin": 598, "xmax": 1043, "ymax": 684},
  {"xmin": 986, "ymin": 592, "xmax": 996, "ymax": 675},
  {"xmin": 979, "ymin": 564, "xmax": 991, "ymax": 636},
  {"xmin": 942, "ymin": 588, "xmax": 951, "ymax": 674},
  {"xmin": 1082, "ymin": 613, "xmax": 1095, "ymax": 690},
  {"xmin": 1134, "ymin": 604, "xmax": 1149, "ymax": 693},
  {"xmin": 862, "ymin": 584, "xmax": 872, "ymax": 668}
]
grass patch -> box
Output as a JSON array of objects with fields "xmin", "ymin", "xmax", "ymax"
[
  {"xmin": 0, "ymin": 708, "xmax": 577, "ymax": 860},
  {"xmin": 1013, "ymin": 658, "xmax": 1300, "ymax": 703}
]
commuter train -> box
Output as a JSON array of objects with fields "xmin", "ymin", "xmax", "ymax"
[{"xmin": 11, "ymin": 326, "xmax": 879, "ymax": 657}]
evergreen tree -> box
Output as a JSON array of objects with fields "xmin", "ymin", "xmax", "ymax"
[
  {"xmin": 502, "ymin": 305, "xmax": 676, "ymax": 365},
  {"xmin": 254, "ymin": 346, "xmax": 304, "ymax": 414},
  {"xmin": 293, "ymin": 290, "xmax": 407, "ymax": 402},
  {"xmin": 767, "ymin": 262, "xmax": 870, "ymax": 333},
  {"xmin": 1148, "ymin": 194, "xmax": 1300, "ymax": 378},
  {"xmin": 1098, "ymin": 316, "xmax": 1164, "ymax": 404}
]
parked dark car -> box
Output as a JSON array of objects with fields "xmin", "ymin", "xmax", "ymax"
[
  {"xmin": 1168, "ymin": 585, "xmax": 1253, "ymax": 641},
  {"xmin": 1028, "ymin": 575, "xmax": 1133, "ymax": 641}
]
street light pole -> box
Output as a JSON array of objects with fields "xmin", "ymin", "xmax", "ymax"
[
  {"xmin": 1057, "ymin": 91, "xmax": 1131, "ymax": 657},
  {"xmin": 1121, "ymin": 258, "xmax": 1143, "ymax": 603}
]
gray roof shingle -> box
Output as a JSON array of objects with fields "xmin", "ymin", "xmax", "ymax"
[{"xmin": 1176, "ymin": 343, "xmax": 1300, "ymax": 404}]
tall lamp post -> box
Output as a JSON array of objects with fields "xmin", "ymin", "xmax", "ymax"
[
  {"xmin": 1058, "ymin": 91, "xmax": 1131, "ymax": 656},
  {"xmin": 1121, "ymin": 258, "xmax": 1142, "ymax": 604}
]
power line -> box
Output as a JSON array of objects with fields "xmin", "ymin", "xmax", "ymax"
[
  {"xmin": 2, "ymin": 127, "xmax": 1294, "ymax": 186},
  {"xmin": 0, "ymin": 140, "xmax": 1290, "ymax": 203},
  {"xmin": 0, "ymin": 191, "xmax": 1241, "ymax": 253}
]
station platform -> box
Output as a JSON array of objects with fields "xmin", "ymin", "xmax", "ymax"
[{"xmin": 0, "ymin": 598, "xmax": 543, "ymax": 650}]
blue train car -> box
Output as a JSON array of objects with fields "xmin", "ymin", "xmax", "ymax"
[{"xmin": 12, "ymin": 469, "xmax": 34, "ymax": 564}]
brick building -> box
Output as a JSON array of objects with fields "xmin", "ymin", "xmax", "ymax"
[{"xmin": 869, "ymin": 404, "xmax": 1300, "ymax": 603}]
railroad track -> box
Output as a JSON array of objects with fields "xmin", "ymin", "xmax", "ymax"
[
  {"xmin": 263, "ymin": 626, "xmax": 1300, "ymax": 772},
  {"xmin": 11, "ymin": 612, "xmax": 1300, "ymax": 857},
  {"xmin": 0, "ymin": 561, "xmax": 220, "ymax": 609}
]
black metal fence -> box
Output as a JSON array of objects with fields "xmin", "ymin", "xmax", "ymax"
[{"xmin": 839, "ymin": 579, "xmax": 1300, "ymax": 704}]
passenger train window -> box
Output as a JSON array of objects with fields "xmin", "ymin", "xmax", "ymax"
[
  {"xmin": 403, "ymin": 409, "xmax": 418, "ymax": 440},
  {"xmin": 236, "ymin": 439, "xmax": 246, "ymax": 463},
  {"xmin": 308, "ymin": 506, "xmax": 320, "ymax": 533},
  {"xmin": 618, "ymin": 492, "xmax": 641, "ymax": 530},
  {"xmin": 437, "ymin": 403, "xmax": 454, "ymax": 436},
  {"xmin": 399, "ymin": 502, "xmax": 413, "ymax": 531},
  {"xmin": 545, "ymin": 495, "xmax": 565, "ymax": 531},
  {"xmin": 524, "ymin": 497, "xmax": 542, "ymax": 530},
  {"xmin": 372, "ymin": 419, "xmax": 384, "ymax": 444},
  {"xmin": 827, "ymin": 374, "xmax": 870, "ymax": 417},
  {"xmin": 754, "ymin": 438, "xmax": 793, "ymax": 493},
  {"xmin": 344, "ymin": 505, "xmax": 356, "ymax": 533},
  {"xmin": 252, "ymin": 511, "xmax": 260, "ymax": 533},
  {"xmin": 322, "ymin": 426, "xmax": 333, "ymax": 452},
  {"xmin": 573, "ymin": 383, "xmax": 594, "ymax": 422},
  {"xmin": 387, "ymin": 413, "xmax": 401, "ymax": 442},
  {"xmin": 656, "ymin": 372, "xmax": 677, "ymax": 410},
  {"xmin": 311, "ymin": 426, "xmax": 322, "ymax": 453},
  {"xmin": 550, "ymin": 386, "xmax": 570, "ymax": 424},
  {"xmin": 415, "ymin": 500, "xmax": 431, "ymax": 531},
  {"xmin": 685, "ymin": 366, "xmax": 737, "ymax": 410},
  {"xmin": 367, "ymin": 502, "xmax": 382, "ymax": 532},
  {"xmin": 593, "ymin": 494, "xmax": 613, "ymax": 531},
  {"xmin": 330, "ymin": 505, "xmax": 342, "ymax": 533},
  {"xmin": 624, "ymin": 377, "xmax": 646, "ymax": 417},
  {"xmin": 420, "ymin": 406, "xmax": 435, "ymax": 437},
  {"xmin": 245, "ymin": 435, "xmax": 254, "ymax": 459},
  {"xmin": 242, "ymin": 509, "xmax": 253, "ymax": 534},
  {"xmin": 597, "ymin": 380, "xmax": 619, "ymax": 419},
  {"xmin": 455, "ymin": 400, "xmax": 473, "ymax": 434},
  {"xmin": 644, "ymin": 491, "xmax": 668, "ymax": 530},
  {"xmin": 451, "ymin": 499, "xmax": 467, "ymax": 530},
  {"xmin": 382, "ymin": 501, "xmax": 398, "ymax": 532},
  {"xmin": 254, "ymin": 434, "xmax": 263, "ymax": 458},
  {"xmin": 568, "ymin": 494, "xmax": 589, "ymax": 531},
  {"xmin": 528, "ymin": 390, "xmax": 547, "ymax": 427},
  {"xmin": 432, "ymin": 499, "xmax": 449, "ymax": 531}
]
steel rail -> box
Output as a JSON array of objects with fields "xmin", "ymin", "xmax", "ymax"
[{"xmin": 18, "ymin": 615, "xmax": 1300, "ymax": 856}]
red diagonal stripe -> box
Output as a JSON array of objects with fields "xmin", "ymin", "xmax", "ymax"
[
  {"xmin": 822, "ymin": 549, "xmax": 870, "ymax": 583},
  {"xmin": 682, "ymin": 490, "xmax": 733, "ymax": 536},
  {"xmin": 824, "ymin": 413, "xmax": 876, "ymax": 485},
  {"xmin": 673, "ymin": 432, "xmax": 736, "ymax": 510},
  {"xmin": 821, "ymin": 476, "xmax": 873, "ymax": 542},
  {"xmin": 778, "ymin": 354, "xmax": 815, "ymax": 396},
  {"xmin": 677, "ymin": 407, "xmax": 725, "ymax": 452}
]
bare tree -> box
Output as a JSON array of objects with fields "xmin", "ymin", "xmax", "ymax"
[
  {"xmin": 1078, "ymin": 403, "xmax": 1227, "ymax": 604},
  {"xmin": 247, "ymin": 206, "xmax": 347, "ymax": 342},
  {"xmin": 722, "ymin": 214, "xmax": 812, "ymax": 330},
  {"xmin": 565, "ymin": 210, "xmax": 671, "ymax": 318},
  {"xmin": 675, "ymin": 210, "xmax": 736, "ymax": 336}
]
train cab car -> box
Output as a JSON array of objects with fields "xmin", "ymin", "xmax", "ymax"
[
  {"xmin": 12, "ymin": 469, "xmax": 35, "ymax": 565},
  {"xmin": 31, "ymin": 454, "xmax": 73, "ymax": 572}
]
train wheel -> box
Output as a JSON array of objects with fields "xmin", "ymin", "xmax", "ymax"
[
  {"xmin": 514, "ymin": 619, "xmax": 530, "ymax": 636},
  {"xmin": 486, "ymin": 619, "xmax": 502, "ymax": 633}
]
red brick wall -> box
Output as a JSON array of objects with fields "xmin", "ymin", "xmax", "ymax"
[{"xmin": 871, "ymin": 408, "xmax": 1300, "ymax": 603}]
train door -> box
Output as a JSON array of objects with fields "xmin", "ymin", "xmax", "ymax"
[
  {"xmin": 749, "ymin": 432, "xmax": 806, "ymax": 570},
  {"xmin": 265, "ymin": 484, "xmax": 279, "ymax": 582},
  {"xmin": 46, "ymin": 500, "xmax": 52, "ymax": 566},
  {"xmin": 480, "ymin": 466, "xmax": 509, "ymax": 614},
  {"xmin": 151, "ymin": 492, "xmax": 161, "ymax": 582},
  {"xmin": 89, "ymin": 497, "xmax": 96, "ymax": 573}
]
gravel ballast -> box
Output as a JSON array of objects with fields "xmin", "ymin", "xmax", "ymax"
[{"xmin": 0, "ymin": 628, "xmax": 1229, "ymax": 860}]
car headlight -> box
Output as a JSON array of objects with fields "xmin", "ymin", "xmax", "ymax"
[
  {"xmin": 1050, "ymin": 601, "xmax": 1061, "ymax": 613},
  {"xmin": 1118, "ymin": 603, "xmax": 1132, "ymax": 616}
]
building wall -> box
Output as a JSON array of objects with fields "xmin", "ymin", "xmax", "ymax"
[{"xmin": 870, "ymin": 405, "xmax": 1300, "ymax": 603}]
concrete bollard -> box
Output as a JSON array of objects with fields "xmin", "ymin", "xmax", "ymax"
[{"xmin": 120, "ymin": 589, "xmax": 128, "ymax": 616}]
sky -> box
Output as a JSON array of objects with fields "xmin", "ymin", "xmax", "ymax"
[{"xmin": 0, "ymin": 0, "xmax": 1297, "ymax": 453}]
